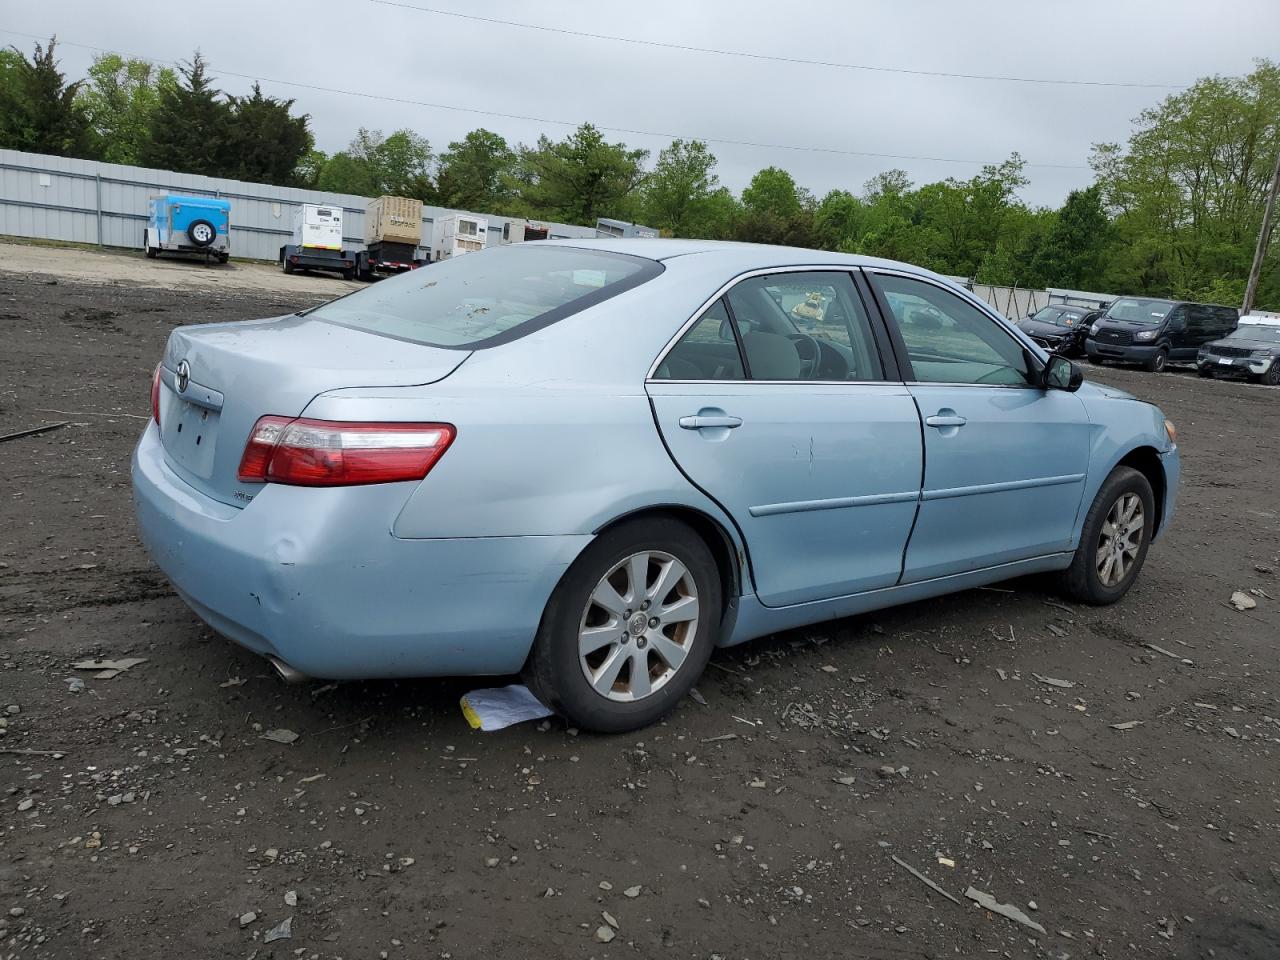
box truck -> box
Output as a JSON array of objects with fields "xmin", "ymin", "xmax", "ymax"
[
  {"xmin": 356, "ymin": 196, "xmax": 428, "ymax": 280},
  {"xmin": 143, "ymin": 195, "xmax": 231, "ymax": 264},
  {"xmin": 502, "ymin": 220, "xmax": 550, "ymax": 243},
  {"xmin": 279, "ymin": 203, "xmax": 357, "ymax": 279},
  {"xmin": 595, "ymin": 217, "xmax": 659, "ymax": 239},
  {"xmin": 432, "ymin": 214, "xmax": 488, "ymax": 261}
]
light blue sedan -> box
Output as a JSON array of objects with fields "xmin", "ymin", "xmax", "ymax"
[{"xmin": 132, "ymin": 240, "xmax": 1180, "ymax": 732}]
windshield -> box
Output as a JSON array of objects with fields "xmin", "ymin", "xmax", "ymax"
[
  {"xmin": 1104, "ymin": 297, "xmax": 1174, "ymax": 325},
  {"xmin": 307, "ymin": 245, "xmax": 661, "ymax": 348},
  {"xmin": 1029, "ymin": 305, "xmax": 1087, "ymax": 328},
  {"xmin": 1228, "ymin": 325, "xmax": 1280, "ymax": 344}
]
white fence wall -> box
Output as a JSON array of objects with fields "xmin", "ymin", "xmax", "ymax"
[{"xmin": 0, "ymin": 148, "xmax": 595, "ymax": 262}]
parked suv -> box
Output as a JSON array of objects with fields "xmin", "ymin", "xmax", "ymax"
[
  {"xmin": 1197, "ymin": 318, "xmax": 1280, "ymax": 385},
  {"xmin": 1085, "ymin": 298, "xmax": 1238, "ymax": 372},
  {"xmin": 1018, "ymin": 304, "xmax": 1104, "ymax": 357}
]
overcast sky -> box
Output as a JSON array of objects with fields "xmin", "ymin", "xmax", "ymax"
[{"xmin": 6, "ymin": 0, "xmax": 1279, "ymax": 208}]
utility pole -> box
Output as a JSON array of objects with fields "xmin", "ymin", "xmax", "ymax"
[{"xmin": 1242, "ymin": 149, "xmax": 1280, "ymax": 316}]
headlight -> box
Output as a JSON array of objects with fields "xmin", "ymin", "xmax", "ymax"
[
  {"xmin": 1134, "ymin": 330, "xmax": 1158, "ymax": 342},
  {"xmin": 1252, "ymin": 349, "xmax": 1272, "ymax": 358},
  {"xmin": 1089, "ymin": 323, "xmax": 1101, "ymax": 335}
]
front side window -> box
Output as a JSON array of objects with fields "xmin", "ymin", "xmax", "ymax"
[
  {"xmin": 875, "ymin": 273, "xmax": 1031, "ymax": 386},
  {"xmin": 307, "ymin": 245, "xmax": 660, "ymax": 348}
]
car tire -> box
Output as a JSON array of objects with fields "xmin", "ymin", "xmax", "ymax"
[
  {"xmin": 187, "ymin": 219, "xmax": 217, "ymax": 248},
  {"xmin": 524, "ymin": 517, "xmax": 722, "ymax": 733},
  {"xmin": 1197, "ymin": 365, "xmax": 1214, "ymax": 378},
  {"xmin": 341, "ymin": 267, "xmax": 355, "ymax": 281},
  {"xmin": 1059, "ymin": 466, "xmax": 1155, "ymax": 606},
  {"xmin": 1260, "ymin": 361, "xmax": 1280, "ymax": 387},
  {"xmin": 1143, "ymin": 348, "xmax": 1169, "ymax": 373},
  {"xmin": 282, "ymin": 258, "xmax": 295, "ymax": 275}
]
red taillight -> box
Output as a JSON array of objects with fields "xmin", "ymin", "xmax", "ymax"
[
  {"xmin": 151, "ymin": 363, "xmax": 162, "ymax": 424},
  {"xmin": 237, "ymin": 417, "xmax": 455, "ymax": 487}
]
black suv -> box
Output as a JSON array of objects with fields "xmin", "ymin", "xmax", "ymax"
[
  {"xmin": 1017, "ymin": 304, "xmax": 1104, "ymax": 357},
  {"xmin": 1085, "ymin": 298, "xmax": 1238, "ymax": 372},
  {"xmin": 1197, "ymin": 322, "xmax": 1280, "ymax": 385}
]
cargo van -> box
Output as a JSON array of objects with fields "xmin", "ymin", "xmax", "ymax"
[{"xmin": 1084, "ymin": 298, "xmax": 1238, "ymax": 372}]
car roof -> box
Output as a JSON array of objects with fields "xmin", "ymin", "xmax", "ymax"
[{"xmin": 540, "ymin": 236, "xmax": 955, "ymax": 281}]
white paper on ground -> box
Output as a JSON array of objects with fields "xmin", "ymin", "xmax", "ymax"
[{"xmin": 460, "ymin": 684, "xmax": 553, "ymax": 731}]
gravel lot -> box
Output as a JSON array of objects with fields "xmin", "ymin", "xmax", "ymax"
[{"xmin": 1, "ymin": 249, "xmax": 1278, "ymax": 959}]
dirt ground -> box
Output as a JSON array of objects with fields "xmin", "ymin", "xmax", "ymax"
[
  {"xmin": 1, "ymin": 251, "xmax": 1278, "ymax": 960},
  {"xmin": 0, "ymin": 240, "xmax": 362, "ymax": 298}
]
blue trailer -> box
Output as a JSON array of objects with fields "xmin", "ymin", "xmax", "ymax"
[{"xmin": 144, "ymin": 195, "xmax": 231, "ymax": 264}]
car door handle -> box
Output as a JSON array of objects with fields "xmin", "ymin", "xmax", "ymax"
[
  {"xmin": 925, "ymin": 414, "xmax": 967, "ymax": 428},
  {"xmin": 679, "ymin": 415, "xmax": 743, "ymax": 430}
]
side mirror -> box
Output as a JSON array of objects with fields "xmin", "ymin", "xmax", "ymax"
[{"xmin": 1043, "ymin": 354, "xmax": 1083, "ymax": 392}]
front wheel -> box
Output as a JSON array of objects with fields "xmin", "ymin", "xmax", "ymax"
[
  {"xmin": 1259, "ymin": 361, "xmax": 1280, "ymax": 387},
  {"xmin": 525, "ymin": 517, "xmax": 721, "ymax": 733},
  {"xmin": 1059, "ymin": 466, "xmax": 1155, "ymax": 605},
  {"xmin": 1144, "ymin": 348, "xmax": 1169, "ymax": 373}
]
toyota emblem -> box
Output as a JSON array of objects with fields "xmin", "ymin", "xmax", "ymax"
[{"xmin": 176, "ymin": 359, "xmax": 191, "ymax": 393}]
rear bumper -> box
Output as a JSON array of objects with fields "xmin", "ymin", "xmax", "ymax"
[
  {"xmin": 131, "ymin": 424, "xmax": 589, "ymax": 679},
  {"xmin": 284, "ymin": 248, "xmax": 355, "ymax": 271}
]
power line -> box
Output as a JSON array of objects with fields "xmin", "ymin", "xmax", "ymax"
[
  {"xmin": 0, "ymin": 28, "xmax": 1091, "ymax": 171},
  {"xmin": 370, "ymin": 0, "xmax": 1184, "ymax": 90}
]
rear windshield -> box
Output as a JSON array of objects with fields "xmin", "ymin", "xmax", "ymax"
[
  {"xmin": 1104, "ymin": 298, "xmax": 1174, "ymax": 324},
  {"xmin": 308, "ymin": 245, "xmax": 661, "ymax": 348}
]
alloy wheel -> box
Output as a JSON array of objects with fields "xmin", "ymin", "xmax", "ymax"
[
  {"xmin": 578, "ymin": 550, "xmax": 699, "ymax": 702},
  {"xmin": 1096, "ymin": 493, "xmax": 1145, "ymax": 587}
]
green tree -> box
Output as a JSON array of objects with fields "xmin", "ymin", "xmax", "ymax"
[
  {"xmin": 0, "ymin": 37, "xmax": 94, "ymax": 157},
  {"xmin": 316, "ymin": 151, "xmax": 375, "ymax": 195},
  {"xmin": 77, "ymin": 54, "xmax": 175, "ymax": 164},
  {"xmin": 141, "ymin": 52, "xmax": 231, "ymax": 175},
  {"xmin": 640, "ymin": 139, "xmax": 719, "ymax": 236},
  {"xmin": 741, "ymin": 166, "xmax": 803, "ymax": 220},
  {"xmin": 436, "ymin": 128, "xmax": 516, "ymax": 211},
  {"xmin": 223, "ymin": 84, "xmax": 313, "ymax": 185},
  {"xmin": 318, "ymin": 128, "xmax": 433, "ymax": 198},
  {"xmin": 517, "ymin": 123, "xmax": 648, "ymax": 225},
  {"xmin": 1031, "ymin": 185, "xmax": 1111, "ymax": 289},
  {"xmin": 813, "ymin": 190, "xmax": 866, "ymax": 251},
  {"xmin": 1092, "ymin": 59, "xmax": 1280, "ymax": 300}
]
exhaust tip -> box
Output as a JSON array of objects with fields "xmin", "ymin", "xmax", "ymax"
[{"xmin": 268, "ymin": 655, "xmax": 310, "ymax": 685}]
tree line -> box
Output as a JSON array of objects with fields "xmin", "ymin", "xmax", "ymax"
[{"xmin": 1, "ymin": 39, "xmax": 1276, "ymax": 307}]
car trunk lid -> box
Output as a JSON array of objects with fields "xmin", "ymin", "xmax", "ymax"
[{"xmin": 157, "ymin": 314, "xmax": 469, "ymax": 506}]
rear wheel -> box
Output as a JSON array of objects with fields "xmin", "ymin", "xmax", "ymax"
[
  {"xmin": 1144, "ymin": 348, "xmax": 1169, "ymax": 373},
  {"xmin": 525, "ymin": 517, "xmax": 721, "ymax": 733},
  {"xmin": 1059, "ymin": 466, "xmax": 1155, "ymax": 605}
]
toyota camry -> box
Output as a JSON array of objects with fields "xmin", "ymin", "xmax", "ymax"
[{"xmin": 133, "ymin": 239, "xmax": 1180, "ymax": 732}]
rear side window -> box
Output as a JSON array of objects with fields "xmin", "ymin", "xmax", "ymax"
[{"xmin": 308, "ymin": 246, "xmax": 662, "ymax": 348}]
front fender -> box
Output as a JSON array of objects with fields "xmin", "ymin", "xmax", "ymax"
[{"xmin": 1074, "ymin": 383, "xmax": 1178, "ymax": 546}]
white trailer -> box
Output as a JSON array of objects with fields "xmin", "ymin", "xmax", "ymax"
[
  {"xmin": 280, "ymin": 203, "xmax": 356, "ymax": 279},
  {"xmin": 432, "ymin": 214, "xmax": 487, "ymax": 261}
]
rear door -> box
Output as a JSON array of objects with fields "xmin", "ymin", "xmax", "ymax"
[
  {"xmin": 866, "ymin": 270, "xmax": 1091, "ymax": 583},
  {"xmin": 647, "ymin": 270, "xmax": 923, "ymax": 607}
]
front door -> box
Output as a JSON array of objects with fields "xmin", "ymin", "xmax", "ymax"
[
  {"xmin": 867, "ymin": 271, "xmax": 1092, "ymax": 583},
  {"xmin": 647, "ymin": 271, "xmax": 923, "ymax": 607}
]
